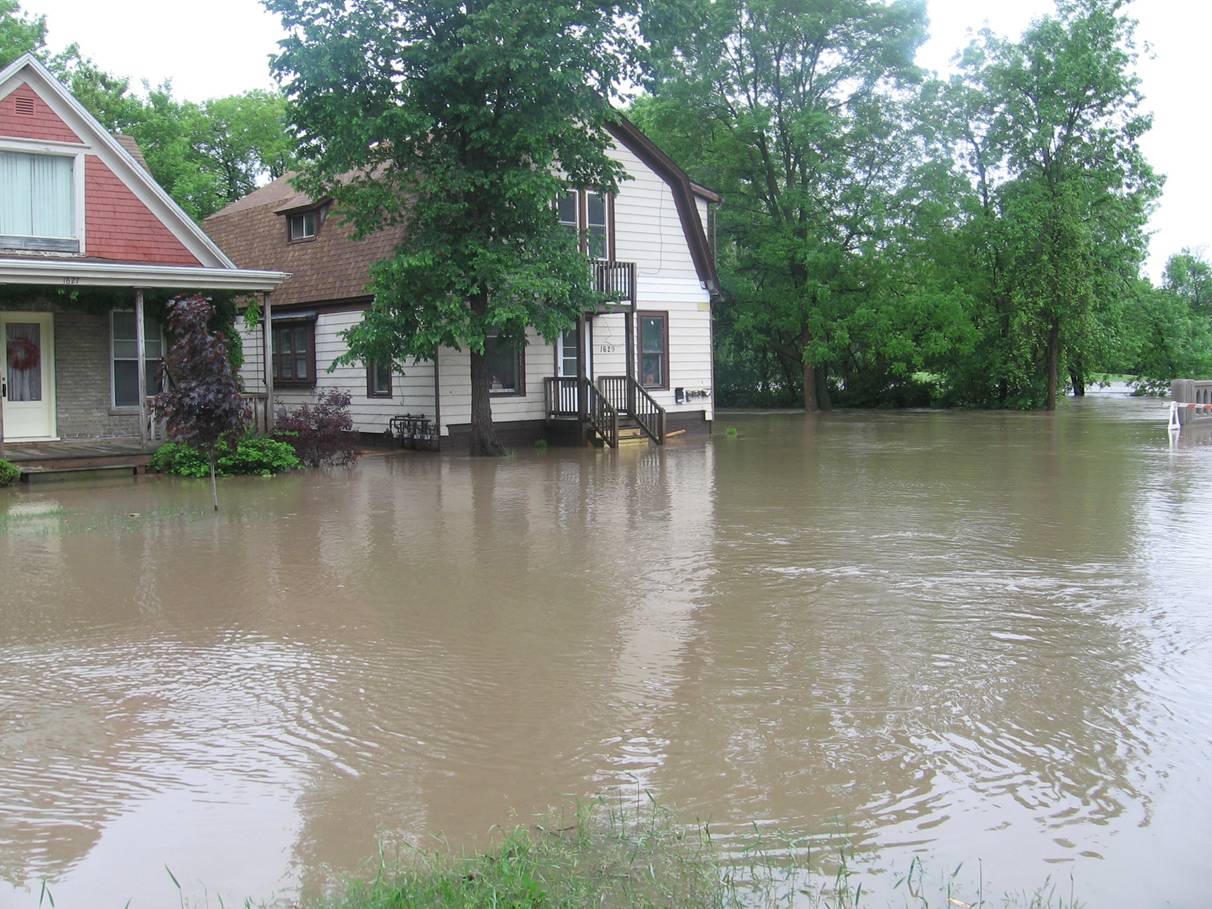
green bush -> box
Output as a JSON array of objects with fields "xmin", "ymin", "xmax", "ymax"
[
  {"xmin": 149, "ymin": 436, "xmax": 301, "ymax": 478},
  {"xmin": 0, "ymin": 459, "xmax": 19, "ymax": 487}
]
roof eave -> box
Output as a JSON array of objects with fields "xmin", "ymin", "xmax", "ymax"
[{"xmin": 0, "ymin": 259, "xmax": 290, "ymax": 291}]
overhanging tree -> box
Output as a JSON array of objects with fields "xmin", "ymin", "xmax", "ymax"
[{"xmin": 266, "ymin": 0, "xmax": 636, "ymax": 455}]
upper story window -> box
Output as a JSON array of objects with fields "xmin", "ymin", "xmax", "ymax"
[
  {"xmin": 585, "ymin": 191, "xmax": 608, "ymax": 259},
  {"xmin": 0, "ymin": 150, "xmax": 79, "ymax": 253},
  {"xmin": 288, "ymin": 209, "xmax": 319, "ymax": 242},
  {"xmin": 556, "ymin": 189, "xmax": 611, "ymax": 259}
]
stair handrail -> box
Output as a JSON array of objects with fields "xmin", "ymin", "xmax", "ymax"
[
  {"xmin": 583, "ymin": 378, "xmax": 619, "ymax": 448},
  {"xmin": 628, "ymin": 378, "xmax": 665, "ymax": 444}
]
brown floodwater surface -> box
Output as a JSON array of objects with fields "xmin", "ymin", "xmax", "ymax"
[{"xmin": 2, "ymin": 390, "xmax": 1211, "ymax": 907}]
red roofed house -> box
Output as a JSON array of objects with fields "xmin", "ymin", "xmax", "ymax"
[{"xmin": 0, "ymin": 54, "xmax": 287, "ymax": 473}]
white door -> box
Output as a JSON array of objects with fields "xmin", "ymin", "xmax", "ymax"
[
  {"xmin": 556, "ymin": 323, "xmax": 593, "ymax": 379},
  {"xmin": 1, "ymin": 312, "xmax": 56, "ymax": 441}
]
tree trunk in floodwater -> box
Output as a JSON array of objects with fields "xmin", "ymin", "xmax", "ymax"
[
  {"xmin": 209, "ymin": 457, "xmax": 219, "ymax": 512},
  {"xmin": 1045, "ymin": 316, "xmax": 1061, "ymax": 411},
  {"xmin": 801, "ymin": 324, "xmax": 819, "ymax": 412},
  {"xmin": 814, "ymin": 367, "xmax": 832, "ymax": 411},
  {"xmin": 468, "ymin": 347, "xmax": 505, "ymax": 457},
  {"xmin": 1070, "ymin": 360, "xmax": 1085, "ymax": 397}
]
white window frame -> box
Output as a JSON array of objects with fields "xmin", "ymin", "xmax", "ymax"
[
  {"xmin": 0, "ymin": 138, "xmax": 86, "ymax": 255},
  {"xmin": 289, "ymin": 210, "xmax": 318, "ymax": 241},
  {"xmin": 109, "ymin": 309, "xmax": 166, "ymax": 410}
]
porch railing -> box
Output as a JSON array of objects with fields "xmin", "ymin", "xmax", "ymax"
[
  {"xmin": 544, "ymin": 376, "xmax": 579, "ymax": 419},
  {"xmin": 591, "ymin": 259, "xmax": 637, "ymax": 307},
  {"xmin": 146, "ymin": 391, "xmax": 270, "ymax": 444},
  {"xmin": 597, "ymin": 375, "xmax": 666, "ymax": 444}
]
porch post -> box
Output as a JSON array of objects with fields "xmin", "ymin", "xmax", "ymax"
[
  {"xmin": 262, "ymin": 291, "xmax": 274, "ymax": 431},
  {"xmin": 576, "ymin": 312, "xmax": 587, "ymax": 427},
  {"xmin": 135, "ymin": 289, "xmax": 148, "ymax": 448},
  {"xmin": 624, "ymin": 307, "xmax": 635, "ymax": 416}
]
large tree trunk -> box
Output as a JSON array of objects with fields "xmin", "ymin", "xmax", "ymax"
[
  {"xmin": 1045, "ymin": 316, "xmax": 1061, "ymax": 411},
  {"xmin": 467, "ymin": 292, "xmax": 505, "ymax": 457},
  {"xmin": 801, "ymin": 323, "xmax": 819, "ymax": 413}
]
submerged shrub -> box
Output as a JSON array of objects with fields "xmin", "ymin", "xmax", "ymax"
[
  {"xmin": 150, "ymin": 436, "xmax": 300, "ymax": 478},
  {"xmin": 274, "ymin": 389, "xmax": 359, "ymax": 467},
  {"xmin": 0, "ymin": 459, "xmax": 19, "ymax": 487}
]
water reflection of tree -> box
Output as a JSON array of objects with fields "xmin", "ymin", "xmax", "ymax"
[{"xmin": 642, "ymin": 410, "xmax": 1156, "ymax": 882}]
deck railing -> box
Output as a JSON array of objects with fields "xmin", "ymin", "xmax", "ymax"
[
  {"xmin": 591, "ymin": 259, "xmax": 637, "ymax": 307},
  {"xmin": 544, "ymin": 376, "xmax": 580, "ymax": 419}
]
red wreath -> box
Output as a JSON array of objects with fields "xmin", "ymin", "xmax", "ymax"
[{"xmin": 7, "ymin": 336, "xmax": 40, "ymax": 372}]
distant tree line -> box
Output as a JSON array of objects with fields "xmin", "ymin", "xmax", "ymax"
[
  {"xmin": 635, "ymin": 0, "xmax": 1212, "ymax": 409},
  {"xmin": 0, "ymin": 0, "xmax": 294, "ymax": 220}
]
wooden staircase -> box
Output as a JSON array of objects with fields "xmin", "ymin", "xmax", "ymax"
[{"xmin": 543, "ymin": 376, "xmax": 667, "ymax": 449}]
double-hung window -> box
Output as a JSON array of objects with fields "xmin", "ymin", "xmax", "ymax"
[
  {"xmin": 0, "ymin": 150, "xmax": 78, "ymax": 253},
  {"xmin": 556, "ymin": 189, "xmax": 610, "ymax": 258},
  {"xmin": 585, "ymin": 191, "xmax": 608, "ymax": 258},
  {"xmin": 111, "ymin": 311, "xmax": 164, "ymax": 408},
  {"xmin": 272, "ymin": 320, "xmax": 315, "ymax": 386},
  {"xmin": 485, "ymin": 334, "xmax": 524, "ymax": 395},
  {"xmin": 638, "ymin": 312, "xmax": 668, "ymax": 390}
]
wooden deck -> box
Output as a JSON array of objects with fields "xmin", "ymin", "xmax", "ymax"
[{"xmin": 1, "ymin": 439, "xmax": 155, "ymax": 478}]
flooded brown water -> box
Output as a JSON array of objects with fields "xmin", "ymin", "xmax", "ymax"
[{"xmin": 2, "ymin": 390, "xmax": 1211, "ymax": 907}]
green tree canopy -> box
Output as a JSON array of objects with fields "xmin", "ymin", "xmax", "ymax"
[{"xmin": 268, "ymin": 0, "xmax": 638, "ymax": 454}]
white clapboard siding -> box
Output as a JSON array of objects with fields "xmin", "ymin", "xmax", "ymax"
[
  {"xmin": 240, "ymin": 310, "xmax": 436, "ymax": 434},
  {"xmin": 437, "ymin": 327, "xmax": 556, "ymax": 432}
]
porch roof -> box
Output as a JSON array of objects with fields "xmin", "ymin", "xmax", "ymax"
[{"xmin": 0, "ymin": 258, "xmax": 289, "ymax": 291}]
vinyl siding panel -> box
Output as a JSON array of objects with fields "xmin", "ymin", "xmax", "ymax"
[{"xmin": 239, "ymin": 310, "xmax": 435, "ymax": 434}]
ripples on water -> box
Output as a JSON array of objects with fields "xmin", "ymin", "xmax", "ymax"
[{"xmin": 2, "ymin": 392, "xmax": 1211, "ymax": 907}]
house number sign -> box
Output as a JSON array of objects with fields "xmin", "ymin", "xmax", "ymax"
[{"xmin": 598, "ymin": 343, "xmax": 616, "ymax": 354}]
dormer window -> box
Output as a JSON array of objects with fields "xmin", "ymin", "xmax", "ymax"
[
  {"xmin": 288, "ymin": 209, "xmax": 319, "ymax": 241},
  {"xmin": 0, "ymin": 149, "xmax": 80, "ymax": 253}
]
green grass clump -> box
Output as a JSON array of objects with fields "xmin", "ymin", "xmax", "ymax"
[
  {"xmin": 295, "ymin": 800, "xmax": 1082, "ymax": 909},
  {"xmin": 533, "ymin": 438, "xmax": 550, "ymax": 451},
  {"xmin": 725, "ymin": 426, "xmax": 739, "ymax": 438},
  {"xmin": 0, "ymin": 458, "xmax": 19, "ymax": 487}
]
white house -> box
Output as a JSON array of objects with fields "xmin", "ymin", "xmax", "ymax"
[{"xmin": 204, "ymin": 117, "xmax": 721, "ymax": 449}]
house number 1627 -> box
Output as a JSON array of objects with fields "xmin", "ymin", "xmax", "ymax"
[{"xmin": 598, "ymin": 343, "xmax": 616, "ymax": 354}]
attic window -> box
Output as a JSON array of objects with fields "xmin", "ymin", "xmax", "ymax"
[
  {"xmin": 288, "ymin": 210, "xmax": 318, "ymax": 241},
  {"xmin": 14, "ymin": 97, "xmax": 35, "ymax": 116}
]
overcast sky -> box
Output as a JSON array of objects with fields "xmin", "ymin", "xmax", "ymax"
[{"xmin": 20, "ymin": 0, "xmax": 1206, "ymax": 280}]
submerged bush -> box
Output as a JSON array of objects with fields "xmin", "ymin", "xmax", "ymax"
[
  {"xmin": 275, "ymin": 389, "xmax": 359, "ymax": 467},
  {"xmin": 0, "ymin": 459, "xmax": 19, "ymax": 487},
  {"xmin": 150, "ymin": 436, "xmax": 300, "ymax": 478}
]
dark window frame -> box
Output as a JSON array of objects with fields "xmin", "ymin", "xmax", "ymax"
[
  {"xmin": 485, "ymin": 334, "xmax": 526, "ymax": 397},
  {"xmin": 271, "ymin": 318, "xmax": 317, "ymax": 387},
  {"xmin": 636, "ymin": 310, "xmax": 669, "ymax": 391},
  {"xmin": 366, "ymin": 359, "xmax": 393, "ymax": 398}
]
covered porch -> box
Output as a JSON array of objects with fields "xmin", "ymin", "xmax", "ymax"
[{"xmin": 1, "ymin": 259, "xmax": 287, "ymax": 475}]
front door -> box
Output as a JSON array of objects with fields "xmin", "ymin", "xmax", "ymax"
[{"xmin": 1, "ymin": 312, "xmax": 56, "ymax": 441}]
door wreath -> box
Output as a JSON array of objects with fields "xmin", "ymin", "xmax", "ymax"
[{"xmin": 7, "ymin": 336, "xmax": 40, "ymax": 372}]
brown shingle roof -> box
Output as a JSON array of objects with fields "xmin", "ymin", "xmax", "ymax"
[{"xmin": 204, "ymin": 174, "xmax": 405, "ymax": 308}]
